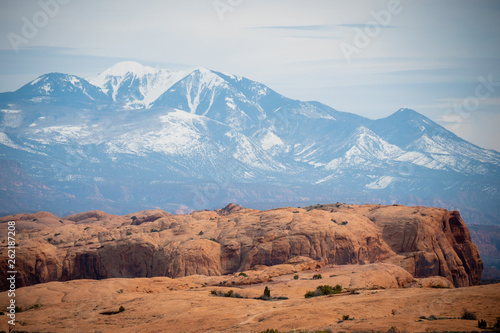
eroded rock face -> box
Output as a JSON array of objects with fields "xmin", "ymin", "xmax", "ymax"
[
  {"xmin": 353, "ymin": 205, "xmax": 483, "ymax": 286},
  {"xmin": 0, "ymin": 203, "xmax": 482, "ymax": 290}
]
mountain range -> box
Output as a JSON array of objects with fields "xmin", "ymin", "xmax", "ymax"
[{"xmin": 1, "ymin": 61, "xmax": 499, "ymax": 227}]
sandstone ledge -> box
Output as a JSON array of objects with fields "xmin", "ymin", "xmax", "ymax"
[{"xmin": 0, "ymin": 203, "xmax": 482, "ymax": 290}]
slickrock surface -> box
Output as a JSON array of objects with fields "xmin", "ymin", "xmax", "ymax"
[
  {"xmin": 0, "ymin": 265, "xmax": 498, "ymax": 333},
  {"xmin": 0, "ymin": 203, "xmax": 482, "ymax": 291}
]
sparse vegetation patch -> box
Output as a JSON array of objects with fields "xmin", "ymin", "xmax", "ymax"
[
  {"xmin": 305, "ymin": 284, "xmax": 342, "ymax": 298},
  {"xmin": 461, "ymin": 308, "xmax": 477, "ymax": 320},
  {"xmin": 210, "ymin": 289, "xmax": 244, "ymax": 298}
]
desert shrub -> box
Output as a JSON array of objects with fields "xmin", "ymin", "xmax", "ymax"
[
  {"xmin": 264, "ymin": 286, "xmax": 271, "ymax": 298},
  {"xmin": 293, "ymin": 211, "xmax": 299, "ymax": 213},
  {"xmin": 126, "ymin": 231, "xmax": 132, "ymax": 236},
  {"xmin": 305, "ymin": 285, "xmax": 342, "ymax": 298},
  {"xmin": 331, "ymin": 218, "xmax": 336, "ymax": 223},
  {"xmin": 47, "ymin": 237, "xmax": 53, "ymax": 243},
  {"xmin": 342, "ymin": 314, "xmax": 350, "ymax": 320},
  {"xmin": 209, "ymin": 238, "xmax": 218, "ymax": 243},
  {"xmin": 211, "ymin": 289, "xmax": 244, "ymax": 298},
  {"xmin": 14, "ymin": 306, "xmax": 23, "ymax": 313},
  {"xmin": 312, "ymin": 274, "xmax": 322, "ymax": 280},
  {"xmin": 84, "ymin": 226, "xmax": 90, "ymax": 230},
  {"xmin": 150, "ymin": 229, "xmax": 160, "ymax": 233},
  {"xmin": 198, "ymin": 231, "xmax": 204, "ymax": 235},
  {"xmin": 260, "ymin": 330, "xmax": 280, "ymax": 333},
  {"xmin": 461, "ymin": 308, "xmax": 477, "ymax": 320},
  {"xmin": 478, "ymin": 319, "xmax": 487, "ymax": 328},
  {"xmin": 100, "ymin": 306, "xmax": 126, "ymax": 315},
  {"xmin": 239, "ymin": 272, "xmax": 247, "ymax": 277},
  {"xmin": 340, "ymin": 221, "xmax": 348, "ymax": 225},
  {"xmin": 293, "ymin": 275, "xmax": 299, "ymax": 280},
  {"xmin": 431, "ymin": 284, "xmax": 449, "ymax": 289},
  {"xmin": 255, "ymin": 287, "xmax": 288, "ymax": 301},
  {"xmin": 26, "ymin": 304, "xmax": 40, "ymax": 311},
  {"xmin": 54, "ymin": 233, "xmax": 61, "ymax": 237}
]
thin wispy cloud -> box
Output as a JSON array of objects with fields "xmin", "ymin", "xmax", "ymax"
[
  {"xmin": 338, "ymin": 24, "xmax": 398, "ymax": 29},
  {"xmin": 248, "ymin": 25, "xmax": 334, "ymax": 31},
  {"xmin": 249, "ymin": 24, "xmax": 398, "ymax": 31}
]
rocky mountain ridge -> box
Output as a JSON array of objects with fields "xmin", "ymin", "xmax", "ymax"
[{"xmin": 0, "ymin": 61, "xmax": 499, "ymax": 228}]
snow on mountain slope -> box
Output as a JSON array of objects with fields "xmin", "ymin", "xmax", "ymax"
[
  {"xmin": 225, "ymin": 129, "xmax": 286, "ymax": 172},
  {"xmin": 12, "ymin": 73, "xmax": 108, "ymax": 103},
  {"xmin": 89, "ymin": 61, "xmax": 188, "ymax": 108},
  {"xmin": 0, "ymin": 131, "xmax": 22, "ymax": 150},
  {"xmin": 324, "ymin": 126, "xmax": 404, "ymax": 171},
  {"xmin": 365, "ymin": 175, "xmax": 395, "ymax": 189},
  {"xmin": 1, "ymin": 61, "xmax": 499, "ymax": 221},
  {"xmin": 152, "ymin": 68, "xmax": 266, "ymax": 131},
  {"xmin": 105, "ymin": 109, "xmax": 208, "ymax": 156}
]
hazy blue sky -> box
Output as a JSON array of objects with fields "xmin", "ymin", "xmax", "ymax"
[{"xmin": 1, "ymin": 0, "xmax": 499, "ymax": 150}]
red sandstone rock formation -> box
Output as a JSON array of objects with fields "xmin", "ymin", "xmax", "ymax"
[{"xmin": 0, "ymin": 203, "xmax": 482, "ymax": 291}]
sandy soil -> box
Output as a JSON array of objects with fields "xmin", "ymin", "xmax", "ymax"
[{"xmin": 1, "ymin": 264, "xmax": 499, "ymax": 333}]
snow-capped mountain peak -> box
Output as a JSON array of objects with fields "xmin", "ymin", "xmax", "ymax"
[
  {"xmin": 1, "ymin": 63, "xmax": 499, "ymax": 226},
  {"xmin": 14, "ymin": 73, "xmax": 108, "ymax": 104},
  {"xmin": 89, "ymin": 62, "xmax": 188, "ymax": 108},
  {"xmin": 96, "ymin": 61, "xmax": 158, "ymax": 77}
]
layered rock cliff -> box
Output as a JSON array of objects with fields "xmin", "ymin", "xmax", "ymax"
[{"xmin": 0, "ymin": 203, "xmax": 482, "ymax": 290}]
